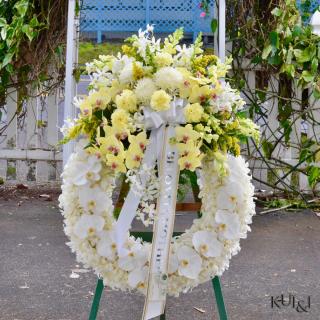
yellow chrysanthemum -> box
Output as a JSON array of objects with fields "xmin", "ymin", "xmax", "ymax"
[
  {"xmin": 109, "ymin": 80, "xmax": 127, "ymax": 101},
  {"xmin": 115, "ymin": 90, "xmax": 137, "ymax": 113},
  {"xmin": 184, "ymin": 103, "xmax": 204, "ymax": 123},
  {"xmin": 125, "ymin": 144, "xmax": 144, "ymax": 169},
  {"xmin": 175, "ymin": 124, "xmax": 201, "ymax": 143},
  {"xmin": 111, "ymin": 109, "xmax": 129, "ymax": 129},
  {"xmin": 155, "ymin": 52, "xmax": 173, "ymax": 67},
  {"xmin": 150, "ymin": 90, "xmax": 172, "ymax": 111}
]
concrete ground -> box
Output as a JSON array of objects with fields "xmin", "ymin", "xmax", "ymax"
[{"xmin": 0, "ymin": 189, "xmax": 319, "ymax": 320}]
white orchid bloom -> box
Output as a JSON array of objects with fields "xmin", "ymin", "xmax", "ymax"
[
  {"xmin": 71, "ymin": 155, "xmax": 101, "ymax": 186},
  {"xmin": 192, "ymin": 230, "xmax": 223, "ymax": 258},
  {"xmin": 216, "ymin": 181, "xmax": 244, "ymax": 211},
  {"xmin": 177, "ymin": 246, "xmax": 202, "ymax": 279},
  {"xmin": 215, "ymin": 210, "xmax": 241, "ymax": 240},
  {"xmin": 118, "ymin": 243, "xmax": 150, "ymax": 272},
  {"xmin": 78, "ymin": 186, "xmax": 111, "ymax": 215},
  {"xmin": 96, "ymin": 230, "xmax": 117, "ymax": 260},
  {"xmin": 128, "ymin": 266, "xmax": 149, "ymax": 289},
  {"xmin": 73, "ymin": 214, "xmax": 104, "ymax": 239},
  {"xmin": 146, "ymin": 24, "xmax": 154, "ymax": 33}
]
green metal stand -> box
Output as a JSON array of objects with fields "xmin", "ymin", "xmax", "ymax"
[{"xmin": 89, "ymin": 275, "xmax": 227, "ymax": 320}]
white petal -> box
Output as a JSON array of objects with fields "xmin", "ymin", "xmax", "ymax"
[
  {"xmin": 215, "ymin": 210, "xmax": 241, "ymax": 240},
  {"xmin": 128, "ymin": 266, "xmax": 148, "ymax": 288},
  {"xmin": 96, "ymin": 231, "xmax": 116, "ymax": 259},
  {"xmin": 192, "ymin": 230, "xmax": 223, "ymax": 258},
  {"xmin": 73, "ymin": 214, "xmax": 104, "ymax": 239},
  {"xmin": 177, "ymin": 246, "xmax": 202, "ymax": 280}
]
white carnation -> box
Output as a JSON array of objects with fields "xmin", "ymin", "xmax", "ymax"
[
  {"xmin": 154, "ymin": 67, "xmax": 183, "ymax": 91},
  {"xmin": 134, "ymin": 77, "xmax": 157, "ymax": 104}
]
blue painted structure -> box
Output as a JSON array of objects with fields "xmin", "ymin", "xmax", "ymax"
[
  {"xmin": 80, "ymin": 0, "xmax": 214, "ymax": 43},
  {"xmin": 297, "ymin": 0, "xmax": 320, "ymax": 22}
]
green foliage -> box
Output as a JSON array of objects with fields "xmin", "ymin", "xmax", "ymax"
[{"xmin": 261, "ymin": 0, "xmax": 320, "ymax": 96}]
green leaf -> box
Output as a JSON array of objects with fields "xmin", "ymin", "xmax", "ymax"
[
  {"xmin": 211, "ymin": 19, "xmax": 218, "ymax": 33},
  {"xmin": 281, "ymin": 64, "xmax": 295, "ymax": 78},
  {"xmin": 0, "ymin": 26, "xmax": 6, "ymax": 40},
  {"xmin": 262, "ymin": 45, "xmax": 272, "ymax": 60},
  {"xmin": 1, "ymin": 52, "xmax": 14, "ymax": 68},
  {"xmin": 269, "ymin": 31, "xmax": 279, "ymax": 49},
  {"xmin": 311, "ymin": 58, "xmax": 318, "ymax": 73},
  {"xmin": 22, "ymin": 24, "xmax": 34, "ymax": 41},
  {"xmin": 294, "ymin": 46, "xmax": 316, "ymax": 63},
  {"xmin": 292, "ymin": 25, "xmax": 302, "ymax": 37},
  {"xmin": 14, "ymin": 1, "xmax": 29, "ymax": 16},
  {"xmin": 308, "ymin": 166, "xmax": 320, "ymax": 187},
  {"xmin": 301, "ymin": 70, "xmax": 315, "ymax": 83},
  {"xmin": 261, "ymin": 140, "xmax": 273, "ymax": 159},
  {"xmin": 0, "ymin": 18, "xmax": 6, "ymax": 27}
]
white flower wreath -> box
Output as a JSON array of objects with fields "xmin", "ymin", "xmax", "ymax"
[{"xmin": 59, "ymin": 140, "xmax": 255, "ymax": 297}]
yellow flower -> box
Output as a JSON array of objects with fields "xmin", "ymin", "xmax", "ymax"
[
  {"xmin": 175, "ymin": 124, "xmax": 201, "ymax": 143},
  {"xmin": 97, "ymin": 136, "xmax": 125, "ymax": 156},
  {"xmin": 79, "ymin": 99, "xmax": 92, "ymax": 118},
  {"xmin": 111, "ymin": 109, "xmax": 129, "ymax": 128},
  {"xmin": 106, "ymin": 154, "xmax": 126, "ymax": 173},
  {"xmin": 87, "ymin": 88, "xmax": 112, "ymax": 110},
  {"xmin": 155, "ymin": 52, "xmax": 173, "ymax": 67},
  {"xmin": 150, "ymin": 90, "xmax": 172, "ymax": 111},
  {"xmin": 128, "ymin": 131, "xmax": 149, "ymax": 151},
  {"xmin": 189, "ymin": 85, "xmax": 211, "ymax": 104},
  {"xmin": 103, "ymin": 123, "xmax": 129, "ymax": 140},
  {"xmin": 132, "ymin": 62, "xmax": 145, "ymax": 80},
  {"xmin": 177, "ymin": 140, "xmax": 201, "ymax": 157},
  {"xmin": 109, "ymin": 80, "xmax": 127, "ymax": 101},
  {"xmin": 125, "ymin": 144, "xmax": 144, "ymax": 169},
  {"xmin": 184, "ymin": 103, "xmax": 204, "ymax": 123},
  {"xmin": 115, "ymin": 90, "xmax": 137, "ymax": 113},
  {"xmin": 178, "ymin": 153, "xmax": 204, "ymax": 171}
]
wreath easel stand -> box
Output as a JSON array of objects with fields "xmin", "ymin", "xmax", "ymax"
[
  {"xmin": 63, "ymin": 1, "xmax": 228, "ymax": 319},
  {"xmin": 88, "ymin": 171, "xmax": 228, "ymax": 320}
]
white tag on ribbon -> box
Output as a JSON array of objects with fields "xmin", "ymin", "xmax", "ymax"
[
  {"xmin": 115, "ymin": 99, "xmax": 186, "ymax": 319},
  {"xmin": 142, "ymin": 126, "xmax": 180, "ymax": 320}
]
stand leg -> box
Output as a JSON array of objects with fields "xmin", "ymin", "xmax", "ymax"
[
  {"xmin": 89, "ymin": 278, "xmax": 104, "ymax": 320},
  {"xmin": 160, "ymin": 311, "xmax": 166, "ymax": 320},
  {"xmin": 212, "ymin": 276, "xmax": 228, "ymax": 320}
]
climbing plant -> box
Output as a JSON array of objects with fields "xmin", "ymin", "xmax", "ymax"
[{"xmin": 226, "ymin": 0, "xmax": 320, "ymax": 194}]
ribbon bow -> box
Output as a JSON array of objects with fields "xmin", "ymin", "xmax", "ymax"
[{"xmin": 115, "ymin": 98, "xmax": 186, "ymax": 320}]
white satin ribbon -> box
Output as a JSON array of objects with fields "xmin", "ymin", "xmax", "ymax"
[{"xmin": 114, "ymin": 98, "xmax": 186, "ymax": 319}]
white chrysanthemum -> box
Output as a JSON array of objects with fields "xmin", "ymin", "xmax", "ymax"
[
  {"xmin": 134, "ymin": 78, "xmax": 157, "ymax": 103},
  {"xmin": 73, "ymin": 214, "xmax": 104, "ymax": 239},
  {"xmin": 128, "ymin": 266, "xmax": 148, "ymax": 289},
  {"xmin": 215, "ymin": 210, "xmax": 241, "ymax": 240},
  {"xmin": 177, "ymin": 246, "xmax": 202, "ymax": 279},
  {"xmin": 78, "ymin": 186, "xmax": 111, "ymax": 215},
  {"xmin": 192, "ymin": 230, "xmax": 223, "ymax": 258},
  {"xmin": 118, "ymin": 243, "xmax": 149, "ymax": 271},
  {"xmin": 154, "ymin": 67, "xmax": 183, "ymax": 91},
  {"xmin": 97, "ymin": 230, "xmax": 117, "ymax": 260},
  {"xmin": 71, "ymin": 155, "xmax": 101, "ymax": 186}
]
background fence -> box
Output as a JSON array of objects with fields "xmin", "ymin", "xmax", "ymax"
[
  {"xmin": 0, "ymin": 89, "xmax": 64, "ymax": 183},
  {"xmin": 80, "ymin": 0, "xmax": 214, "ymax": 42},
  {"xmin": 1, "ymin": 73, "xmax": 319, "ymax": 193}
]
